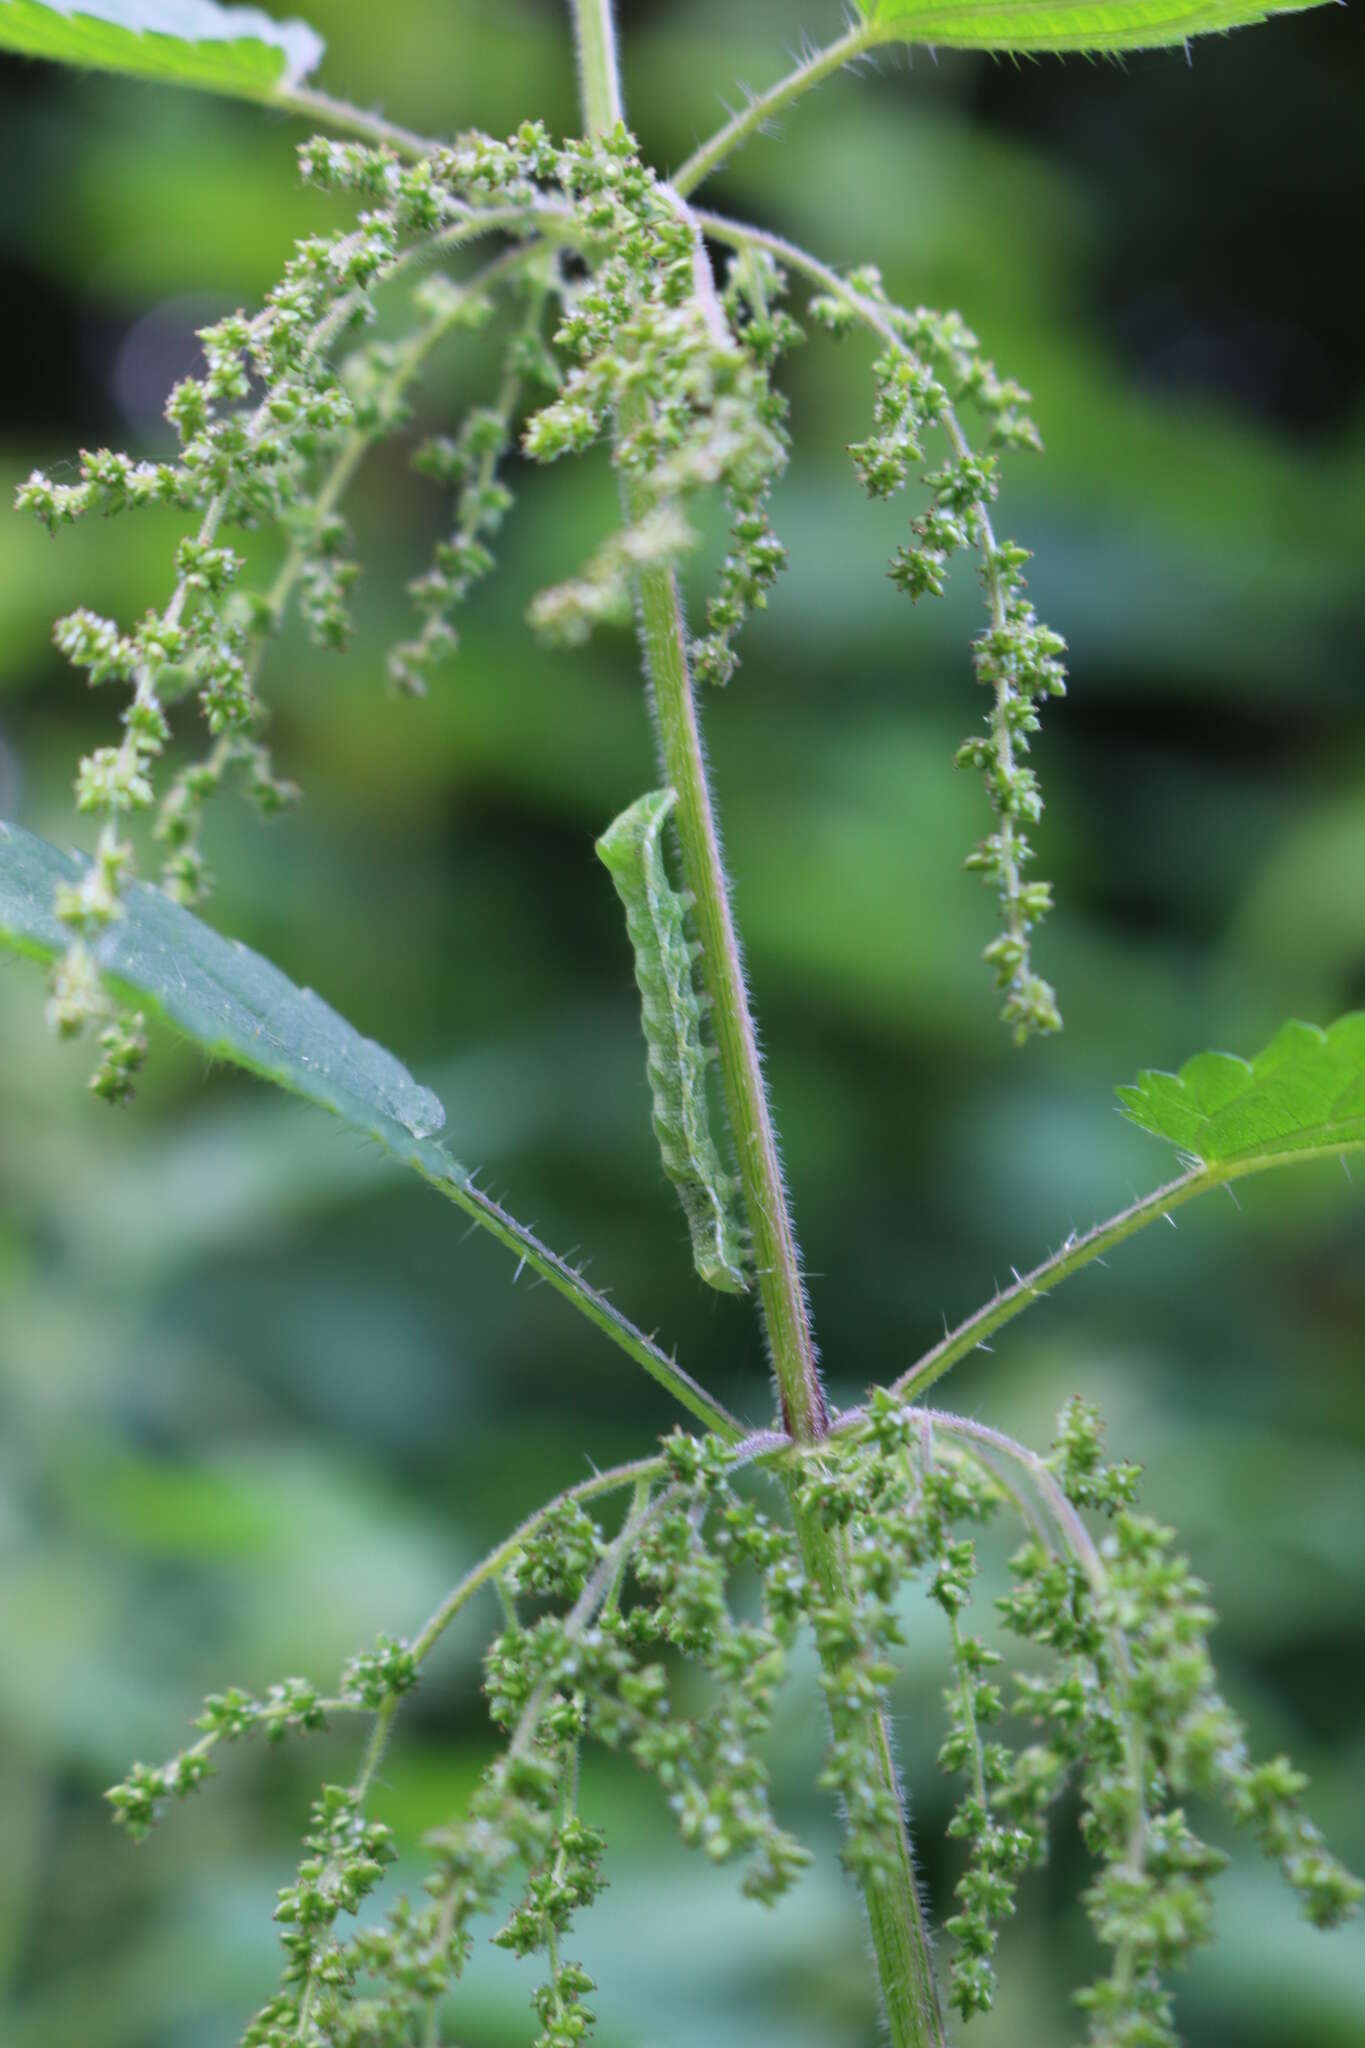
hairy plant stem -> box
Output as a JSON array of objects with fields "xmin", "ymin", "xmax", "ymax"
[
  {"xmin": 633, "ymin": 555, "xmax": 827, "ymax": 1437},
  {"xmin": 893, "ymin": 1136, "xmax": 1365, "ymax": 1401},
  {"xmin": 570, "ymin": 0, "xmax": 625, "ymax": 137},
  {"xmin": 630, "ymin": 456, "xmax": 949, "ymax": 2048},
  {"xmin": 565, "ymin": 13, "xmax": 946, "ymax": 2038},
  {"xmin": 672, "ymin": 24, "xmax": 875, "ymax": 198}
]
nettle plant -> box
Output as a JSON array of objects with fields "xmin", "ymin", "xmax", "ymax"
[{"xmin": 0, "ymin": 1, "xmax": 1361, "ymax": 2043}]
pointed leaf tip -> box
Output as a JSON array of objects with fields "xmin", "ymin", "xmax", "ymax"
[{"xmin": 1118, "ymin": 1012, "xmax": 1365, "ymax": 1169}]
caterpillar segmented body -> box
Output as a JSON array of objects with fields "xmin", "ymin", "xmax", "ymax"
[{"xmin": 596, "ymin": 787, "xmax": 749, "ymax": 1296}]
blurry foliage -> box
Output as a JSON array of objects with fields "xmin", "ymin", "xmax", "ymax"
[{"xmin": 0, "ymin": 2, "xmax": 1362, "ymax": 2043}]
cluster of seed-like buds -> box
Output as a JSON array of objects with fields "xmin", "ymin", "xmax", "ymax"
[
  {"xmin": 614, "ymin": 1440, "xmax": 812, "ymax": 1901},
  {"xmin": 494, "ymin": 1803, "xmax": 607, "ymax": 2048},
  {"xmin": 107, "ymin": 1675, "xmax": 329, "ymax": 1841},
  {"xmin": 477, "ymin": 1433, "xmax": 811, "ymax": 1915},
  {"xmin": 390, "ymin": 274, "xmax": 554, "ymax": 694},
  {"xmin": 105, "ymin": 1395, "xmax": 1361, "ymax": 2048},
  {"xmin": 798, "ymin": 1386, "xmax": 1035, "ymax": 2005},
  {"xmin": 275, "ymin": 1741, "xmax": 566, "ymax": 2048},
  {"xmin": 19, "ymin": 115, "xmax": 810, "ymax": 1101},
  {"xmin": 510, "ymin": 124, "xmax": 791, "ymax": 667},
  {"xmin": 16, "ymin": 132, "xmax": 551, "ymax": 1099},
  {"xmin": 814, "ymin": 266, "xmax": 1064, "ymax": 1042},
  {"xmin": 685, "ymin": 245, "xmax": 800, "ymax": 687},
  {"xmin": 994, "ymin": 1398, "xmax": 1363, "ymax": 2046},
  {"xmin": 793, "ymin": 1389, "xmax": 1364, "ymax": 2029},
  {"xmin": 957, "ymin": 553, "xmax": 1067, "ymax": 1044},
  {"xmin": 504, "ymin": 1496, "xmax": 605, "ymax": 1600},
  {"xmin": 273, "ymin": 1786, "xmax": 400, "ymax": 2009}
]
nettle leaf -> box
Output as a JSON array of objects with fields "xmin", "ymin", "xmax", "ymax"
[
  {"xmin": 0, "ymin": 820, "xmax": 444, "ymax": 1141},
  {"xmin": 0, "ymin": 0, "xmax": 322, "ymax": 99},
  {"xmin": 857, "ymin": 0, "xmax": 1329, "ymax": 54},
  {"xmin": 0, "ymin": 822, "xmax": 740, "ymax": 1437},
  {"xmin": 1118, "ymin": 1013, "xmax": 1365, "ymax": 1168}
]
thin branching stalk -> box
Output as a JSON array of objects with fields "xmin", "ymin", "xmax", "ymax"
[
  {"xmin": 279, "ymin": 84, "xmax": 434, "ymax": 159},
  {"xmin": 354, "ymin": 1429, "xmax": 793, "ymax": 1796},
  {"xmin": 672, "ymin": 22, "xmax": 876, "ymax": 198},
  {"xmin": 259, "ymin": 241, "xmax": 534, "ymax": 641}
]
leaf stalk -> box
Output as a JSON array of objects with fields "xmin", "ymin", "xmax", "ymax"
[{"xmin": 672, "ymin": 24, "xmax": 876, "ymax": 198}]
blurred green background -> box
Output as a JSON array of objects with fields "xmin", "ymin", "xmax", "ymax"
[{"xmin": 1, "ymin": 3, "xmax": 1363, "ymax": 2043}]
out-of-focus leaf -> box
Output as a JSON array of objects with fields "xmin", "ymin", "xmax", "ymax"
[
  {"xmin": 1118, "ymin": 1013, "xmax": 1365, "ymax": 1166},
  {"xmin": 0, "ymin": 821, "xmax": 740, "ymax": 1435},
  {"xmin": 0, "ymin": 819, "xmax": 445, "ymax": 1142},
  {"xmin": 858, "ymin": 0, "xmax": 1329, "ymax": 52},
  {"xmin": 0, "ymin": 0, "xmax": 321, "ymax": 98}
]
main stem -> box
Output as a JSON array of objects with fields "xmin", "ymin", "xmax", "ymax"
[
  {"xmin": 566, "ymin": 8, "xmax": 947, "ymax": 2040},
  {"xmin": 631, "ymin": 470, "xmax": 948, "ymax": 2048},
  {"xmin": 633, "ymin": 561, "xmax": 827, "ymax": 1437},
  {"xmin": 570, "ymin": 0, "xmax": 625, "ymax": 136}
]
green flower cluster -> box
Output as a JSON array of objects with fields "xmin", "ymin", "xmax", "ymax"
[
  {"xmin": 784, "ymin": 1390, "xmax": 1358, "ymax": 2029},
  {"xmin": 816, "ymin": 268, "xmax": 1065, "ymax": 1041},
  {"xmin": 518, "ymin": 127, "xmax": 790, "ymax": 673},
  {"xmin": 16, "ymin": 141, "xmax": 483, "ymax": 1098},
  {"xmin": 14, "ymin": 120, "xmax": 871, "ymax": 1107},
  {"xmin": 20, "ymin": 110, "xmax": 1089, "ymax": 1098},
  {"xmin": 993, "ymin": 1399, "xmax": 1362, "ymax": 2044},
  {"xmin": 105, "ymin": 1400, "xmax": 1357, "ymax": 2047},
  {"xmin": 483, "ymin": 1435, "xmax": 811, "ymax": 1904},
  {"xmin": 687, "ymin": 245, "xmax": 800, "ymax": 688},
  {"xmin": 795, "ymin": 1391, "xmax": 1029, "ymax": 2003},
  {"xmin": 108, "ymin": 1674, "xmax": 331, "ymax": 1840}
]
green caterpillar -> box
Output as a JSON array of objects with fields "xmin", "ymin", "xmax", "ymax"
[{"xmin": 596, "ymin": 788, "xmax": 749, "ymax": 1296}]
